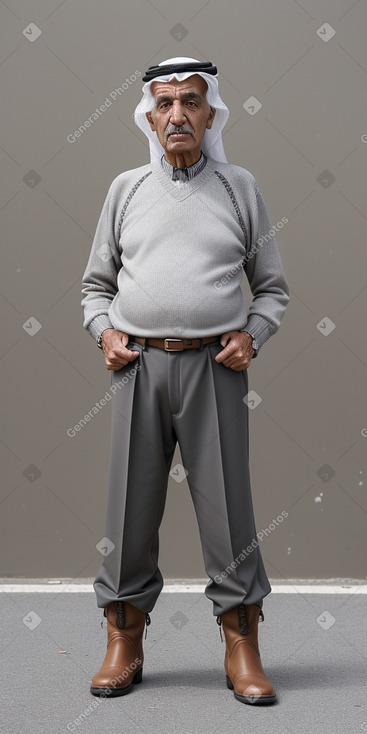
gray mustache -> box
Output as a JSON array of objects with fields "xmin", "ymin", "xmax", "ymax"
[{"xmin": 166, "ymin": 124, "xmax": 194, "ymax": 138}]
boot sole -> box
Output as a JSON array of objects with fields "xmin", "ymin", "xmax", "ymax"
[
  {"xmin": 90, "ymin": 666, "xmax": 143, "ymax": 697},
  {"xmin": 226, "ymin": 674, "xmax": 277, "ymax": 705}
]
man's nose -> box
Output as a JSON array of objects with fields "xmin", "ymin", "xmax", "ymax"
[{"xmin": 169, "ymin": 101, "xmax": 186, "ymax": 124}]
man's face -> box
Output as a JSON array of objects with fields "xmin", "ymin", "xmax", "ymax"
[{"xmin": 145, "ymin": 75, "xmax": 216, "ymax": 160}]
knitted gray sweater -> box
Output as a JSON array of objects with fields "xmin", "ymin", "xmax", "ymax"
[{"xmin": 81, "ymin": 155, "xmax": 289, "ymax": 353}]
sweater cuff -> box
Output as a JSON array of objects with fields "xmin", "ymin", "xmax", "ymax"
[
  {"xmin": 86, "ymin": 314, "xmax": 115, "ymax": 342},
  {"xmin": 240, "ymin": 315, "xmax": 273, "ymax": 353}
]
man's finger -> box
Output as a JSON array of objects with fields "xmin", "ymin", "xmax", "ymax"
[
  {"xmin": 215, "ymin": 343, "xmax": 236, "ymax": 362},
  {"xmin": 108, "ymin": 346, "xmax": 139, "ymax": 360},
  {"xmin": 106, "ymin": 359, "xmax": 132, "ymax": 370}
]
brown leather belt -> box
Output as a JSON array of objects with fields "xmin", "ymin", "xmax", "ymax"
[{"xmin": 131, "ymin": 335, "xmax": 220, "ymax": 351}]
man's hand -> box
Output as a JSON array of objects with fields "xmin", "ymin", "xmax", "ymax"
[
  {"xmin": 101, "ymin": 329, "xmax": 140, "ymax": 370},
  {"xmin": 214, "ymin": 330, "xmax": 254, "ymax": 371}
]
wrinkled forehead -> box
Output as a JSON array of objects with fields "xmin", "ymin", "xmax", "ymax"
[{"xmin": 150, "ymin": 74, "xmax": 208, "ymax": 101}]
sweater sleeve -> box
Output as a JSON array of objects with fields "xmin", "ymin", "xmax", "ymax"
[
  {"xmin": 81, "ymin": 182, "xmax": 122, "ymax": 342},
  {"xmin": 240, "ymin": 182, "xmax": 290, "ymax": 354}
]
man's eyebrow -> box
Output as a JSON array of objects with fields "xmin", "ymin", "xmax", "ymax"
[{"xmin": 155, "ymin": 91, "xmax": 202, "ymax": 105}]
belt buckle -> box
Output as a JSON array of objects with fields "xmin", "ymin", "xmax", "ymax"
[{"xmin": 164, "ymin": 338, "xmax": 184, "ymax": 351}]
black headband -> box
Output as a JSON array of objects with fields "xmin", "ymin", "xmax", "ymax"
[{"xmin": 142, "ymin": 61, "xmax": 217, "ymax": 83}]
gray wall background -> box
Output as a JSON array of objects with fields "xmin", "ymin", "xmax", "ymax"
[{"xmin": 1, "ymin": 0, "xmax": 366, "ymax": 580}]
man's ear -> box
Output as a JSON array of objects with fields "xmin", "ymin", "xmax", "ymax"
[
  {"xmin": 145, "ymin": 111, "xmax": 156, "ymax": 131},
  {"xmin": 206, "ymin": 106, "xmax": 216, "ymax": 129}
]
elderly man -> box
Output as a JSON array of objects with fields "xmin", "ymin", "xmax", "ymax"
[{"xmin": 81, "ymin": 57, "xmax": 289, "ymax": 705}]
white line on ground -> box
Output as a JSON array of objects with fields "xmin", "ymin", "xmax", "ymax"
[{"xmin": 0, "ymin": 584, "xmax": 367, "ymax": 594}]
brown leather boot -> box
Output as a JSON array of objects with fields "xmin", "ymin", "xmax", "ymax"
[
  {"xmin": 217, "ymin": 603, "xmax": 276, "ymax": 705},
  {"xmin": 90, "ymin": 600, "xmax": 150, "ymax": 697}
]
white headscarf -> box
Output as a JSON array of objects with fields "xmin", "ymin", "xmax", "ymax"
[{"xmin": 133, "ymin": 56, "xmax": 229, "ymax": 163}]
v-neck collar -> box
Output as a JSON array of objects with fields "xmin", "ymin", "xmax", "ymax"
[{"xmin": 151, "ymin": 157, "xmax": 217, "ymax": 201}]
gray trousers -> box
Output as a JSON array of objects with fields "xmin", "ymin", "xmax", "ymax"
[{"xmin": 93, "ymin": 338, "xmax": 271, "ymax": 617}]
